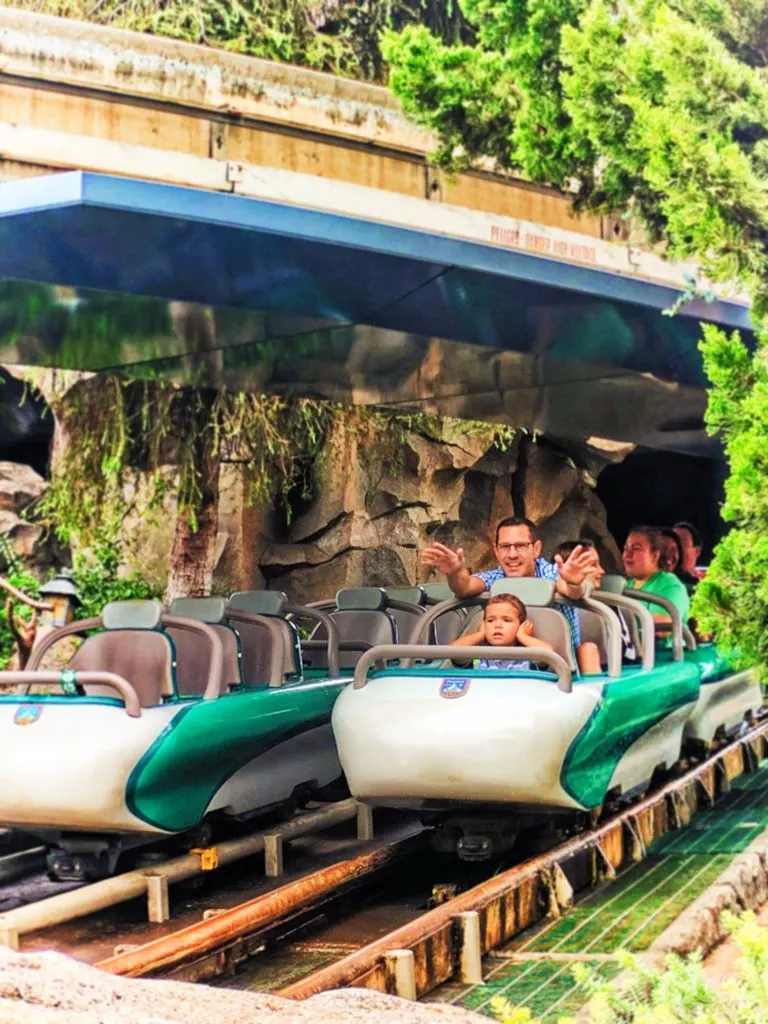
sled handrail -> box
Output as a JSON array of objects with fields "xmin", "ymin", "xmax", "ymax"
[
  {"xmin": 0, "ymin": 670, "xmax": 142, "ymax": 717},
  {"xmin": 285, "ymin": 603, "xmax": 340, "ymax": 677},
  {"xmin": 162, "ymin": 614, "xmax": 223, "ymax": 700},
  {"xmin": 26, "ymin": 613, "xmax": 224, "ymax": 699},
  {"xmin": 353, "ymin": 644, "xmax": 573, "ymax": 692},
  {"xmin": 621, "ymin": 589, "xmax": 691, "ymax": 661},
  {"xmin": 592, "ymin": 590, "xmax": 656, "ymax": 671}
]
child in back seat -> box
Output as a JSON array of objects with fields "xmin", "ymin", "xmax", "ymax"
[{"xmin": 449, "ymin": 594, "xmax": 554, "ymax": 670}]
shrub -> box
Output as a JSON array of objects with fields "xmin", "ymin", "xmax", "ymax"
[{"xmin": 492, "ymin": 912, "xmax": 768, "ymax": 1024}]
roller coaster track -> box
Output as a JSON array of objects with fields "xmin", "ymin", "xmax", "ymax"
[{"xmin": 77, "ymin": 716, "xmax": 768, "ymax": 999}]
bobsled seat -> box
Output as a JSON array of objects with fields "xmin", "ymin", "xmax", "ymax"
[
  {"xmin": 577, "ymin": 609, "xmax": 609, "ymax": 667},
  {"xmin": 226, "ymin": 591, "xmax": 302, "ymax": 685},
  {"xmin": 489, "ymin": 578, "xmax": 577, "ymax": 670},
  {"xmin": 421, "ymin": 582, "xmax": 468, "ymax": 644},
  {"xmin": 385, "ymin": 586, "xmax": 427, "ymax": 641},
  {"xmin": 169, "ymin": 597, "xmax": 242, "ymax": 695},
  {"xmin": 67, "ymin": 599, "xmax": 175, "ymax": 707},
  {"xmin": 308, "ymin": 588, "xmax": 398, "ymax": 670}
]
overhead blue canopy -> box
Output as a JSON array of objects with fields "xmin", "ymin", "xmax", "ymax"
[{"xmin": 0, "ymin": 171, "xmax": 751, "ymax": 455}]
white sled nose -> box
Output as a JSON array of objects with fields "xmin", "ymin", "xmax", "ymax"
[
  {"xmin": 0, "ymin": 701, "xmax": 180, "ymax": 832},
  {"xmin": 332, "ymin": 673, "xmax": 600, "ymax": 810}
]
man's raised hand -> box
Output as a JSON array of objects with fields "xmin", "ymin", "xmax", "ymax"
[
  {"xmin": 554, "ymin": 543, "xmax": 594, "ymax": 586},
  {"xmin": 421, "ymin": 542, "xmax": 465, "ymax": 577}
]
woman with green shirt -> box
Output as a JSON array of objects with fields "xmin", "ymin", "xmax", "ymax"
[{"xmin": 622, "ymin": 526, "xmax": 691, "ymax": 624}]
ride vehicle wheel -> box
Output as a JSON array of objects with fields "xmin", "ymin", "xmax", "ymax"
[{"xmin": 46, "ymin": 848, "xmax": 115, "ymax": 883}]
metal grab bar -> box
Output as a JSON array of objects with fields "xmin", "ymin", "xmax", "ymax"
[
  {"xmin": 161, "ymin": 615, "xmax": 223, "ymax": 701},
  {"xmin": 592, "ymin": 590, "xmax": 656, "ymax": 671},
  {"xmin": 27, "ymin": 612, "xmax": 225, "ymax": 699},
  {"xmin": 26, "ymin": 616, "xmax": 103, "ymax": 671},
  {"xmin": 408, "ymin": 596, "xmax": 484, "ymax": 644},
  {"xmin": 621, "ymin": 589, "xmax": 687, "ymax": 661},
  {"xmin": 352, "ymin": 645, "xmax": 573, "ymax": 693},
  {"xmin": 555, "ymin": 594, "xmax": 622, "ymax": 678},
  {"xmin": 286, "ymin": 604, "xmax": 340, "ymax": 677},
  {"xmin": 224, "ymin": 608, "xmax": 286, "ymax": 688},
  {"xmin": 0, "ymin": 670, "xmax": 141, "ymax": 717}
]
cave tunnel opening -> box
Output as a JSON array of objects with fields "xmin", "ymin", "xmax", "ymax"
[{"xmin": 596, "ymin": 448, "xmax": 726, "ymax": 563}]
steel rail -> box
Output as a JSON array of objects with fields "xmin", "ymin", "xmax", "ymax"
[
  {"xmin": 0, "ymin": 799, "xmax": 364, "ymax": 947},
  {"xmin": 279, "ymin": 717, "xmax": 768, "ymax": 1001},
  {"xmin": 0, "ymin": 846, "xmax": 46, "ymax": 885},
  {"xmin": 97, "ymin": 831, "xmax": 425, "ymax": 978}
]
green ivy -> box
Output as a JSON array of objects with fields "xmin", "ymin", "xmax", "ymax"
[
  {"xmin": 6, "ymin": 0, "xmax": 472, "ymax": 82},
  {"xmin": 69, "ymin": 543, "xmax": 163, "ymax": 621}
]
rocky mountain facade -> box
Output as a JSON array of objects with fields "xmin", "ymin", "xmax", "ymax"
[{"xmin": 0, "ymin": 367, "xmax": 628, "ymax": 599}]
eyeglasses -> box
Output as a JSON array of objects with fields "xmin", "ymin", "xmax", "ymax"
[{"xmin": 497, "ymin": 542, "xmax": 533, "ymax": 554}]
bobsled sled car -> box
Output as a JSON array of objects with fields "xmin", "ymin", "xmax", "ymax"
[
  {"xmin": 0, "ymin": 593, "xmax": 348, "ymax": 880},
  {"xmin": 332, "ymin": 577, "xmax": 761, "ymax": 859}
]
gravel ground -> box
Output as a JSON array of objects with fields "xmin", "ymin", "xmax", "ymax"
[{"xmin": 0, "ymin": 948, "xmax": 488, "ymax": 1024}]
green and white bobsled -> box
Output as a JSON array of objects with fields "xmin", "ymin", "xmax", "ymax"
[
  {"xmin": 331, "ymin": 578, "xmax": 760, "ymax": 855},
  {"xmin": 0, "ymin": 593, "xmax": 349, "ymax": 876}
]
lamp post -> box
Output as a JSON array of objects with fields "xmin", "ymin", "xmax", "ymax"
[{"xmin": 39, "ymin": 569, "xmax": 81, "ymax": 628}]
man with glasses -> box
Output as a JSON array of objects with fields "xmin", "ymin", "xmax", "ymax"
[{"xmin": 421, "ymin": 516, "xmax": 594, "ymax": 648}]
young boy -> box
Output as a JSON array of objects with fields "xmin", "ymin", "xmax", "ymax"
[{"xmin": 449, "ymin": 593, "xmax": 553, "ymax": 670}]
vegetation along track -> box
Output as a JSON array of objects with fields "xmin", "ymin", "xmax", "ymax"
[{"xmin": 43, "ymin": 717, "xmax": 766, "ymax": 999}]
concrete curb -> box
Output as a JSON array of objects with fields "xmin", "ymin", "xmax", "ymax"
[
  {"xmin": 642, "ymin": 829, "xmax": 768, "ymax": 965},
  {"xmin": 575, "ymin": 827, "xmax": 768, "ymax": 1020}
]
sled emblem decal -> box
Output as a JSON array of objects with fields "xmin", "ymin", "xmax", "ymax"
[
  {"xmin": 440, "ymin": 677, "xmax": 470, "ymax": 699},
  {"xmin": 14, "ymin": 705, "xmax": 43, "ymax": 726}
]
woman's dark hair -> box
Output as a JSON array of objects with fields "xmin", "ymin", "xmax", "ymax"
[
  {"xmin": 659, "ymin": 527, "xmax": 685, "ymax": 577},
  {"xmin": 627, "ymin": 526, "xmax": 663, "ymax": 554},
  {"xmin": 553, "ymin": 538, "xmax": 595, "ymax": 561},
  {"xmin": 674, "ymin": 521, "xmax": 703, "ymax": 550}
]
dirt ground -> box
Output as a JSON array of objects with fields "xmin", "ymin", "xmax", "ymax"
[
  {"xmin": 701, "ymin": 901, "xmax": 768, "ymax": 990},
  {"xmin": 0, "ymin": 947, "xmax": 488, "ymax": 1024}
]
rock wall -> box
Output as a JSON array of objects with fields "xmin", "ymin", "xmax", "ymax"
[
  {"xmin": 256, "ymin": 421, "xmax": 626, "ymax": 603},
  {"xmin": 0, "ymin": 365, "xmax": 628, "ymax": 595}
]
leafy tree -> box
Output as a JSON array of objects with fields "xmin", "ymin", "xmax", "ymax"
[{"xmin": 384, "ymin": 0, "xmax": 768, "ymax": 675}]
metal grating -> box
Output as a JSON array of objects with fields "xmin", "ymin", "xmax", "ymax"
[{"xmin": 432, "ymin": 760, "xmax": 768, "ymax": 1021}]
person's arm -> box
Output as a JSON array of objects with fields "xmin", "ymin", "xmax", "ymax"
[
  {"xmin": 516, "ymin": 619, "xmax": 554, "ymax": 652},
  {"xmin": 421, "ymin": 542, "xmax": 487, "ymax": 598},
  {"xmin": 552, "ymin": 544, "xmax": 594, "ymax": 600},
  {"xmin": 449, "ymin": 626, "xmax": 487, "ymax": 648},
  {"xmin": 652, "ymin": 575, "xmax": 691, "ymax": 628}
]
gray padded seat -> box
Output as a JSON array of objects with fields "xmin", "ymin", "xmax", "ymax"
[
  {"xmin": 489, "ymin": 578, "xmax": 576, "ymax": 670},
  {"xmin": 67, "ymin": 599, "xmax": 174, "ymax": 707},
  {"xmin": 417, "ymin": 582, "xmax": 468, "ymax": 644},
  {"xmin": 169, "ymin": 597, "xmax": 242, "ymax": 695},
  {"xmin": 384, "ymin": 586, "xmax": 426, "ymax": 642},
  {"xmin": 308, "ymin": 587, "xmax": 397, "ymax": 670},
  {"xmin": 227, "ymin": 591, "xmax": 301, "ymax": 685},
  {"xmin": 577, "ymin": 608, "xmax": 609, "ymax": 667}
]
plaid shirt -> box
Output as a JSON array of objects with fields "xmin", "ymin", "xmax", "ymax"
[{"xmin": 473, "ymin": 557, "xmax": 581, "ymax": 649}]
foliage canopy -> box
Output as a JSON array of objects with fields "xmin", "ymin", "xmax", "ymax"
[{"xmin": 384, "ymin": 0, "xmax": 768, "ymax": 675}]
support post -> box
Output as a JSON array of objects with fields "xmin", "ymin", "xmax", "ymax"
[
  {"xmin": 384, "ymin": 949, "xmax": 417, "ymax": 1000},
  {"xmin": 0, "ymin": 918, "xmax": 19, "ymax": 950},
  {"xmin": 264, "ymin": 834, "xmax": 284, "ymax": 878},
  {"xmin": 456, "ymin": 911, "xmax": 484, "ymax": 985},
  {"xmin": 356, "ymin": 803, "xmax": 374, "ymax": 842},
  {"xmin": 145, "ymin": 873, "xmax": 169, "ymax": 924}
]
